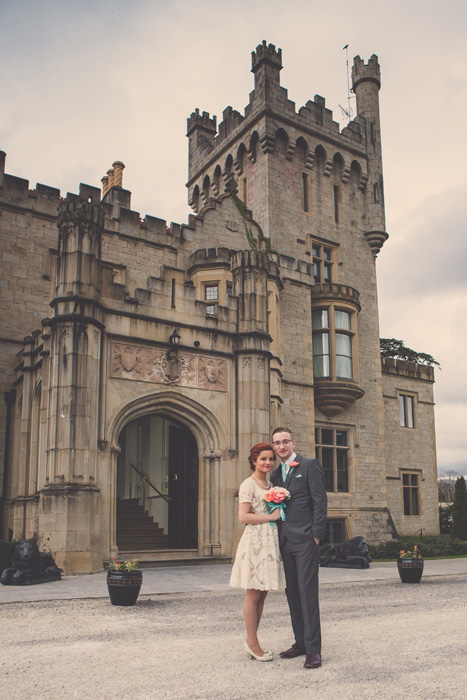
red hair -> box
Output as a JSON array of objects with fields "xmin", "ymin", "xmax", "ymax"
[{"xmin": 248, "ymin": 442, "xmax": 275, "ymax": 471}]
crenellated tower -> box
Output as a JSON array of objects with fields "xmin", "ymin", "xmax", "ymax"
[{"xmin": 185, "ymin": 41, "xmax": 386, "ymax": 262}]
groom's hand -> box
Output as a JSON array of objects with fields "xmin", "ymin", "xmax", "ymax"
[{"xmin": 314, "ymin": 537, "xmax": 320, "ymax": 546}]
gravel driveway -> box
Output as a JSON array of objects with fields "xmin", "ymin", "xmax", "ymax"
[{"xmin": 2, "ymin": 575, "xmax": 466, "ymax": 700}]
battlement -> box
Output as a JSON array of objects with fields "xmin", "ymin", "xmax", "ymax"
[
  {"xmin": 187, "ymin": 43, "xmax": 372, "ymax": 182},
  {"xmin": 187, "ymin": 109, "xmax": 217, "ymax": 136},
  {"xmin": 381, "ymin": 357, "xmax": 435, "ymax": 382},
  {"xmin": 218, "ymin": 107, "xmax": 245, "ymax": 140},
  {"xmin": 311, "ymin": 282, "xmax": 361, "ymax": 310},
  {"xmin": 58, "ymin": 191, "xmax": 105, "ymax": 229},
  {"xmin": 0, "ymin": 151, "xmax": 185, "ymax": 251},
  {"xmin": 0, "ymin": 151, "xmax": 64, "ymax": 218},
  {"xmin": 251, "ymin": 40, "xmax": 282, "ymax": 73},
  {"xmin": 189, "ymin": 247, "xmax": 234, "ymax": 272},
  {"xmin": 352, "ymin": 54, "xmax": 381, "ymax": 91}
]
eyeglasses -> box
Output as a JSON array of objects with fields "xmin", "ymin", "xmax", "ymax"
[{"xmin": 272, "ymin": 439, "xmax": 292, "ymax": 447}]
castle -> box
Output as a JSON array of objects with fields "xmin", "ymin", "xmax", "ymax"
[{"xmin": 0, "ymin": 42, "xmax": 439, "ymax": 573}]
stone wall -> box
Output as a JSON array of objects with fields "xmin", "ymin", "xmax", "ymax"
[{"xmin": 382, "ymin": 358, "xmax": 439, "ymax": 536}]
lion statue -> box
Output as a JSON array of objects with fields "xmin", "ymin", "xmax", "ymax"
[
  {"xmin": 320, "ymin": 536, "xmax": 372, "ymax": 569},
  {"xmin": 1, "ymin": 539, "xmax": 62, "ymax": 585}
]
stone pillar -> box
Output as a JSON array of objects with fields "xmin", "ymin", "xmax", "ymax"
[
  {"xmin": 231, "ymin": 250, "xmax": 272, "ymax": 466},
  {"xmin": 39, "ymin": 193, "xmax": 105, "ymax": 573},
  {"xmin": 17, "ymin": 335, "xmax": 34, "ymax": 500},
  {"xmin": 108, "ymin": 443, "xmax": 121, "ymax": 561},
  {"xmin": 200, "ymin": 450, "xmax": 222, "ymax": 556}
]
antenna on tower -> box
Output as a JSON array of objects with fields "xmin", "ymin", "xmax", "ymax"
[{"xmin": 339, "ymin": 44, "xmax": 354, "ymax": 124}]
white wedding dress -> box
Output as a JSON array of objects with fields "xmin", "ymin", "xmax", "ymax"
[{"xmin": 230, "ymin": 477, "xmax": 286, "ymax": 591}]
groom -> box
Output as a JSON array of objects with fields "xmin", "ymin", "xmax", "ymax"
[{"xmin": 271, "ymin": 426, "xmax": 327, "ymax": 668}]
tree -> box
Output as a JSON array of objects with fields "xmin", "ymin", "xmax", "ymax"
[
  {"xmin": 438, "ymin": 471, "xmax": 460, "ymax": 503},
  {"xmin": 439, "ymin": 505, "xmax": 453, "ymax": 534},
  {"xmin": 380, "ymin": 338, "xmax": 440, "ymax": 367},
  {"xmin": 451, "ymin": 476, "xmax": 467, "ymax": 540}
]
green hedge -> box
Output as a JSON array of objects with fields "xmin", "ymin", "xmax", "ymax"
[
  {"xmin": 369, "ymin": 534, "xmax": 467, "ymax": 560},
  {"xmin": 0, "ymin": 540, "xmax": 15, "ymax": 573}
]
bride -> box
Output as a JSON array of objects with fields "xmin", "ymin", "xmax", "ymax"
[{"xmin": 230, "ymin": 443, "xmax": 286, "ymax": 661}]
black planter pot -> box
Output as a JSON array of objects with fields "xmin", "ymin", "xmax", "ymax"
[
  {"xmin": 397, "ymin": 558, "xmax": 424, "ymax": 584},
  {"xmin": 107, "ymin": 570, "xmax": 143, "ymax": 606}
]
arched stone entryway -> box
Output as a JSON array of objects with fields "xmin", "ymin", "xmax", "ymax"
[
  {"xmin": 108, "ymin": 391, "xmax": 226, "ymax": 558},
  {"xmin": 116, "ymin": 416, "xmax": 198, "ymax": 550}
]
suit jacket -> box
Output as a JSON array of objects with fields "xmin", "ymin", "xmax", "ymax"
[{"xmin": 271, "ymin": 454, "xmax": 327, "ymax": 545}]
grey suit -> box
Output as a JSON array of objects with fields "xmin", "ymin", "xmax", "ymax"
[{"xmin": 271, "ymin": 455, "xmax": 327, "ymax": 654}]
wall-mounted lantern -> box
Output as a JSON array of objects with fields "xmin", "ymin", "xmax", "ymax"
[
  {"xmin": 167, "ymin": 329, "xmax": 181, "ymax": 382},
  {"xmin": 169, "ymin": 329, "xmax": 181, "ymax": 347}
]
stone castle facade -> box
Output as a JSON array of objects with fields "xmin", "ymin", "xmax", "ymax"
[{"xmin": 0, "ymin": 42, "xmax": 439, "ymax": 573}]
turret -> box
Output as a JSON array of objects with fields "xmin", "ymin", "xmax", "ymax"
[
  {"xmin": 352, "ymin": 55, "xmax": 388, "ymax": 257},
  {"xmin": 187, "ymin": 109, "xmax": 217, "ymax": 179},
  {"xmin": 56, "ymin": 188, "xmax": 104, "ymax": 300},
  {"xmin": 251, "ymin": 40, "xmax": 282, "ymax": 94}
]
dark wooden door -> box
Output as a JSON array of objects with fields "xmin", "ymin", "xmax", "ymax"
[{"xmin": 168, "ymin": 425, "xmax": 198, "ymax": 548}]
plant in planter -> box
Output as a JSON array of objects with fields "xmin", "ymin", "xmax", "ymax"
[
  {"xmin": 397, "ymin": 545, "xmax": 424, "ymax": 584},
  {"xmin": 107, "ymin": 559, "xmax": 143, "ymax": 606}
]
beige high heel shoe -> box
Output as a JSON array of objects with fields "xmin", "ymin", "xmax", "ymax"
[{"xmin": 244, "ymin": 641, "xmax": 273, "ymax": 661}]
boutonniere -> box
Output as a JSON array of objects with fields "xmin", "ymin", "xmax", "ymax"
[{"xmin": 289, "ymin": 461, "xmax": 299, "ymax": 468}]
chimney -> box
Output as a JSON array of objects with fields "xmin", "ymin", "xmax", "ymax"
[
  {"xmin": 106, "ymin": 168, "xmax": 115, "ymax": 189},
  {"xmin": 101, "ymin": 175, "xmax": 109, "ymax": 197},
  {"xmin": 112, "ymin": 161, "xmax": 125, "ymax": 188}
]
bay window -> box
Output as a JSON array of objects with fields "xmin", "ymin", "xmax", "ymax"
[{"xmin": 312, "ymin": 306, "xmax": 354, "ymax": 380}]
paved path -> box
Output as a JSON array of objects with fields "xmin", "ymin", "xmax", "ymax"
[{"xmin": 1, "ymin": 557, "xmax": 466, "ymax": 604}]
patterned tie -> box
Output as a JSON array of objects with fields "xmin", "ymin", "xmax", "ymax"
[{"xmin": 281, "ymin": 462, "xmax": 288, "ymax": 482}]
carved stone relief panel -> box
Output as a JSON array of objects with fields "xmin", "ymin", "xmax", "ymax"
[
  {"xmin": 111, "ymin": 341, "xmax": 227, "ymax": 392},
  {"xmin": 199, "ymin": 358, "xmax": 226, "ymax": 390}
]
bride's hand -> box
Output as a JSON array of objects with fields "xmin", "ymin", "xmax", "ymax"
[{"xmin": 270, "ymin": 509, "xmax": 281, "ymax": 521}]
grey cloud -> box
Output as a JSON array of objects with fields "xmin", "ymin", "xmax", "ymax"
[{"xmin": 380, "ymin": 188, "xmax": 467, "ymax": 298}]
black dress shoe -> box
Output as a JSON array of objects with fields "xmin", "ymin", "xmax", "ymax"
[
  {"xmin": 304, "ymin": 653, "xmax": 322, "ymax": 669},
  {"xmin": 279, "ymin": 643, "xmax": 306, "ymax": 659}
]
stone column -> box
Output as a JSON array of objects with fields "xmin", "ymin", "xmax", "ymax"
[
  {"xmin": 17, "ymin": 336, "xmax": 34, "ymax": 500},
  {"xmin": 200, "ymin": 450, "xmax": 222, "ymax": 557},
  {"xmin": 108, "ymin": 443, "xmax": 121, "ymax": 561}
]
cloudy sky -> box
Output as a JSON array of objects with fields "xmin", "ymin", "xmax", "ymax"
[{"xmin": 1, "ymin": 0, "xmax": 466, "ymax": 475}]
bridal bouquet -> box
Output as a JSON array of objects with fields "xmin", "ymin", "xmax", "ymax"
[{"xmin": 264, "ymin": 486, "xmax": 291, "ymax": 526}]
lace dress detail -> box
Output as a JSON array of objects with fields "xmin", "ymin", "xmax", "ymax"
[{"xmin": 230, "ymin": 477, "xmax": 286, "ymax": 591}]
